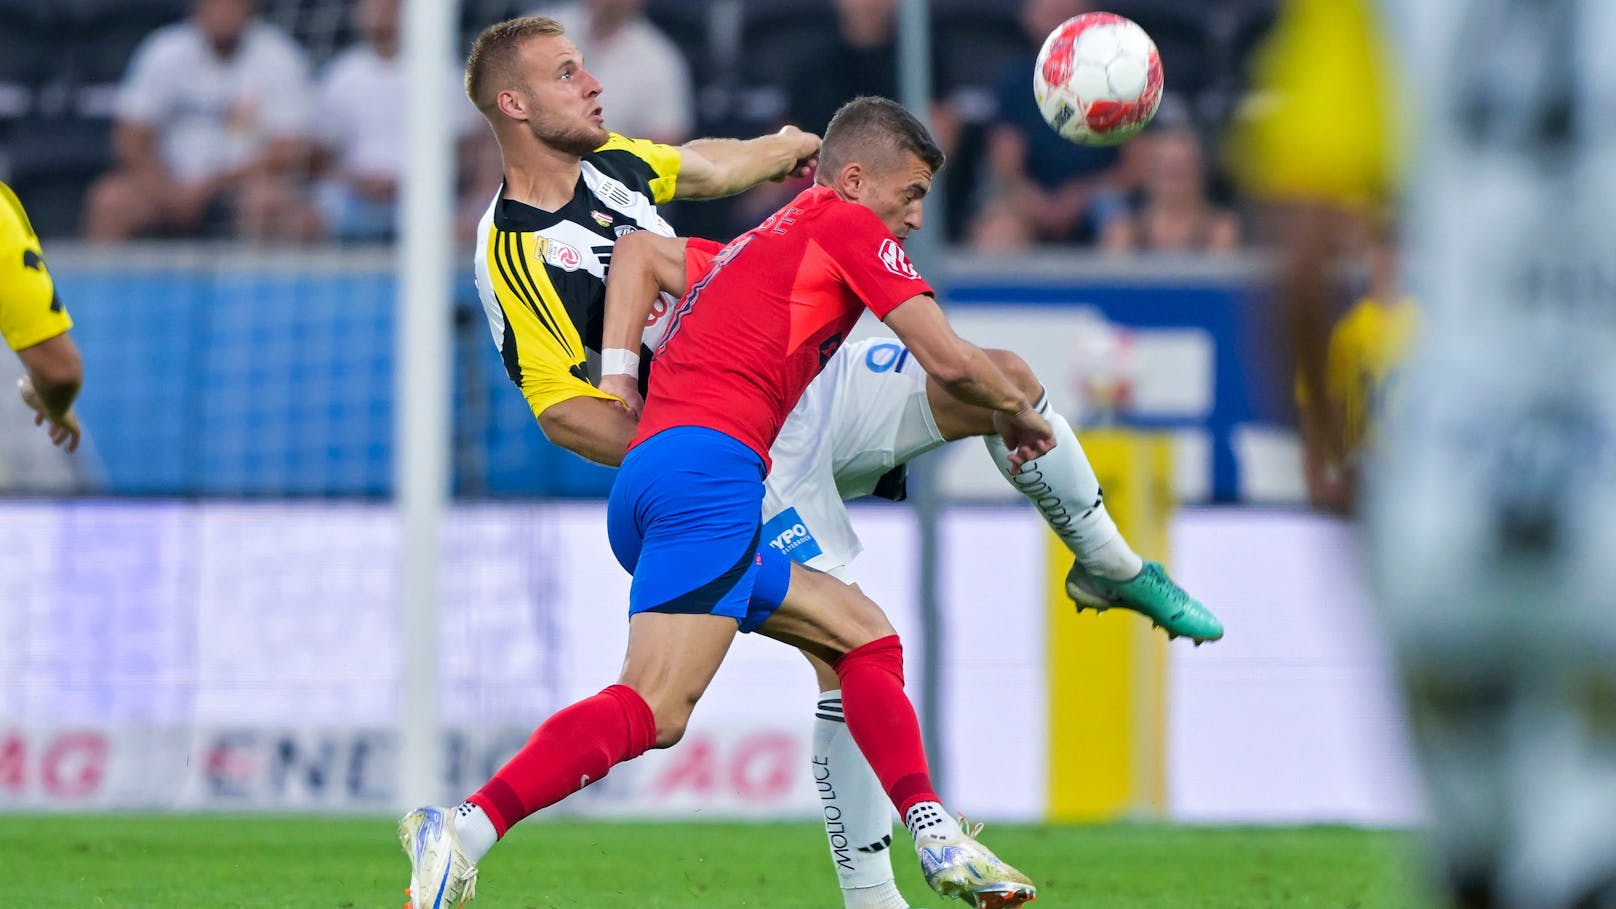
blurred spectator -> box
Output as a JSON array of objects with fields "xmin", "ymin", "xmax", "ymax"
[
  {"xmin": 726, "ymin": 0, "xmax": 957, "ymax": 239},
  {"xmin": 1294, "ymin": 216, "xmax": 1417, "ymax": 513},
  {"xmin": 784, "ymin": 0, "xmax": 954, "ymax": 138},
  {"xmin": 311, "ymin": 0, "xmax": 484, "ymax": 242},
  {"xmin": 969, "ymin": 0, "xmax": 1124, "ymax": 250},
  {"xmin": 536, "ymin": 0, "xmax": 693, "ymax": 145},
  {"xmin": 82, "ymin": 0, "xmax": 319, "ymax": 242},
  {"xmin": 1100, "ymin": 122, "xmax": 1240, "ymax": 255}
]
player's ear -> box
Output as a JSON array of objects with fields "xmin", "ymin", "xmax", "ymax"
[
  {"xmin": 835, "ymin": 162, "xmax": 865, "ymax": 199},
  {"xmin": 496, "ymin": 88, "xmax": 528, "ymax": 122}
]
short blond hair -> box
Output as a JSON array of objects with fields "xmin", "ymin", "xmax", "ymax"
[{"xmin": 464, "ymin": 15, "xmax": 565, "ymax": 114}]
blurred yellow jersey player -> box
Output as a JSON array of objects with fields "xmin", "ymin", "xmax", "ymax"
[
  {"xmin": 1246, "ymin": 2, "xmax": 1616, "ymax": 909},
  {"xmin": 1, "ymin": 181, "xmax": 83, "ymax": 450},
  {"xmin": 1292, "ymin": 220, "xmax": 1417, "ymax": 511}
]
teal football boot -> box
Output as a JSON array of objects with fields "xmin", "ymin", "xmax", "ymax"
[{"xmin": 1066, "ymin": 560, "xmax": 1224, "ymax": 644}]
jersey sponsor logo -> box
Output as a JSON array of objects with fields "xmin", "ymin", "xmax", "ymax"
[
  {"xmin": 762, "ymin": 507, "xmax": 824, "ymax": 563},
  {"xmin": 864, "ymin": 342, "xmax": 912, "ymax": 374},
  {"xmin": 536, "ymin": 237, "xmax": 583, "ymax": 271},
  {"xmin": 878, "ymin": 238, "xmax": 919, "ymax": 280}
]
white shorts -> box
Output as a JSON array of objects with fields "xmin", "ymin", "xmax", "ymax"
[{"xmin": 762, "ymin": 337, "xmax": 947, "ymax": 580}]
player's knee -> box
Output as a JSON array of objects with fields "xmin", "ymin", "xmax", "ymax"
[
  {"xmin": 83, "ymin": 176, "xmax": 141, "ymax": 237},
  {"xmin": 985, "ymin": 348, "xmax": 1042, "ymax": 400},
  {"xmin": 648, "ymin": 700, "xmax": 694, "ymax": 749},
  {"xmin": 827, "ymin": 586, "xmax": 897, "ymax": 657}
]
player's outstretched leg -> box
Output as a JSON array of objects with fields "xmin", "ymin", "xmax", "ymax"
[
  {"xmin": 762, "ymin": 567, "xmax": 1037, "ymax": 907},
  {"xmin": 957, "ymin": 352, "xmax": 1224, "ymax": 643}
]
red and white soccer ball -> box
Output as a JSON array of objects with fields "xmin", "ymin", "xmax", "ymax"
[{"xmin": 1034, "ymin": 12, "xmax": 1164, "ymax": 147}]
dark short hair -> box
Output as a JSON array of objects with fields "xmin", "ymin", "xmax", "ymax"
[
  {"xmin": 464, "ymin": 16, "xmax": 566, "ymax": 114},
  {"xmin": 819, "ymin": 96, "xmax": 945, "ymax": 177}
]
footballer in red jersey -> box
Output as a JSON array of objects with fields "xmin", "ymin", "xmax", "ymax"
[
  {"xmin": 630, "ymin": 183, "xmax": 931, "ymax": 467},
  {"xmin": 602, "ymin": 97, "xmax": 1052, "ymax": 906}
]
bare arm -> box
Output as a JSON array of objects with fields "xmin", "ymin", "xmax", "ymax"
[
  {"xmin": 16, "ymin": 333, "xmax": 83, "ymax": 451},
  {"xmin": 674, "ymin": 126, "xmax": 820, "ymax": 201},
  {"xmin": 537, "ymin": 395, "xmax": 638, "ymax": 468},
  {"xmin": 882, "ymin": 294, "xmax": 1054, "ymax": 470},
  {"xmin": 599, "ymin": 231, "xmax": 689, "ymax": 417},
  {"xmin": 601, "ymin": 232, "xmax": 687, "ymax": 355},
  {"xmin": 883, "ymin": 294, "xmax": 1028, "ymax": 414}
]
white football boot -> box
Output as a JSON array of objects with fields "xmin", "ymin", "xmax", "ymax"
[
  {"xmin": 916, "ymin": 818, "xmax": 1037, "ymax": 908},
  {"xmin": 399, "ymin": 806, "xmax": 478, "ymax": 909}
]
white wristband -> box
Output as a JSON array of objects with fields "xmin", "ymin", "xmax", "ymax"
[{"xmin": 601, "ymin": 348, "xmax": 641, "ymax": 377}]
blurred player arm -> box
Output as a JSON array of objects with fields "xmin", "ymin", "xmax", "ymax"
[
  {"xmin": 674, "ymin": 126, "xmax": 821, "ymax": 200},
  {"xmin": 15, "ymin": 334, "xmax": 83, "ymax": 452},
  {"xmin": 599, "ymin": 231, "xmax": 691, "ymax": 416},
  {"xmin": 882, "ymin": 294, "xmax": 1053, "ymax": 469}
]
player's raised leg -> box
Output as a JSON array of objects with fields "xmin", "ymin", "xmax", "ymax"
[
  {"xmin": 930, "ymin": 348, "xmax": 1223, "ymax": 642},
  {"xmin": 760, "ymin": 568, "xmax": 1037, "ymax": 908}
]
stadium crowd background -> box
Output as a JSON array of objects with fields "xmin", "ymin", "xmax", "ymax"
[
  {"xmin": 0, "ymin": 0, "xmax": 1333, "ymax": 505},
  {"xmin": 0, "ymin": 0, "xmax": 1272, "ymax": 250}
]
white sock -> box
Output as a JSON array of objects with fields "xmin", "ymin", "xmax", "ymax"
[
  {"xmin": 453, "ymin": 801, "xmax": 498, "ymax": 863},
  {"xmin": 903, "ymin": 801, "xmax": 965, "ymax": 845},
  {"xmin": 813, "ymin": 692, "xmax": 910, "ymax": 909},
  {"xmin": 984, "ymin": 393, "xmax": 1143, "ymax": 581}
]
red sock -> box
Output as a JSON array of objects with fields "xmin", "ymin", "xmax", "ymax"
[
  {"xmin": 834, "ymin": 635, "xmax": 939, "ymax": 817},
  {"xmin": 467, "ymin": 684, "xmax": 656, "ymax": 836}
]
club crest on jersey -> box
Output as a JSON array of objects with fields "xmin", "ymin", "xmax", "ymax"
[
  {"xmin": 878, "ymin": 238, "xmax": 919, "ymax": 280},
  {"xmin": 614, "ymin": 224, "xmax": 639, "ymax": 238},
  {"xmin": 535, "ymin": 237, "xmax": 583, "ymax": 271},
  {"xmin": 591, "ymin": 209, "xmax": 615, "ymax": 228}
]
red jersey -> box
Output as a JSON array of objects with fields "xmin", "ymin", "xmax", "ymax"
[{"xmin": 632, "ymin": 185, "xmax": 932, "ymax": 467}]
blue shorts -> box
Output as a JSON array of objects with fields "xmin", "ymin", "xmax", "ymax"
[{"xmin": 607, "ymin": 427, "xmax": 792, "ymax": 633}]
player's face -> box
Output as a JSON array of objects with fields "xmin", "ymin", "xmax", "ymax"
[
  {"xmin": 862, "ymin": 152, "xmax": 934, "ymax": 239},
  {"xmin": 519, "ymin": 35, "xmax": 609, "ymax": 156}
]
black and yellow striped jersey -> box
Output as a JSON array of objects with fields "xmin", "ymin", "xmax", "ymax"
[
  {"xmin": 0, "ymin": 180, "xmax": 71, "ymax": 352},
  {"xmin": 472, "ymin": 133, "xmax": 682, "ymax": 421}
]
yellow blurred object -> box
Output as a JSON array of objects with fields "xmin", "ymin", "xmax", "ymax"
[
  {"xmin": 1231, "ymin": 0, "xmax": 1398, "ymax": 209},
  {"xmin": 1045, "ymin": 430, "xmax": 1172, "ymax": 821}
]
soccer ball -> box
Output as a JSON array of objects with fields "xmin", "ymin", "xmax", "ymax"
[{"xmin": 1033, "ymin": 12, "xmax": 1164, "ymax": 147}]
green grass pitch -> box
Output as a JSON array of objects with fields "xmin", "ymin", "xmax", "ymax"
[{"xmin": 5, "ymin": 815, "xmax": 1434, "ymax": 908}]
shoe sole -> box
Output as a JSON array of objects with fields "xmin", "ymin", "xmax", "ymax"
[
  {"xmin": 1066, "ymin": 580, "xmax": 1221, "ymax": 646},
  {"xmin": 974, "ymin": 883, "xmax": 1037, "ymax": 908}
]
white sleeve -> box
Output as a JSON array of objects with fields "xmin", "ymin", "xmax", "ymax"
[{"xmin": 115, "ymin": 31, "xmax": 175, "ymax": 125}]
